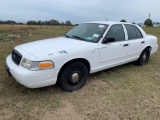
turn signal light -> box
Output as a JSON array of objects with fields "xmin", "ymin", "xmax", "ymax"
[{"xmin": 39, "ymin": 61, "xmax": 53, "ymax": 69}]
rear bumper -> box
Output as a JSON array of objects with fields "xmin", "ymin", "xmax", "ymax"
[
  {"xmin": 151, "ymin": 45, "xmax": 158, "ymax": 54},
  {"xmin": 6, "ymin": 55, "xmax": 59, "ymax": 88}
]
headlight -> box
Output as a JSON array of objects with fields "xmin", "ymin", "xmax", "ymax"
[
  {"xmin": 21, "ymin": 58, "xmax": 32, "ymax": 70},
  {"xmin": 21, "ymin": 58, "xmax": 54, "ymax": 71}
]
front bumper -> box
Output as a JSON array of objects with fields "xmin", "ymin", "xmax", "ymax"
[
  {"xmin": 6, "ymin": 55, "xmax": 58, "ymax": 88},
  {"xmin": 5, "ymin": 64, "xmax": 12, "ymax": 76}
]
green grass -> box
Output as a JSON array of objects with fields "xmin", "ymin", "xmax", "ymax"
[{"xmin": 0, "ymin": 25, "xmax": 160, "ymax": 120}]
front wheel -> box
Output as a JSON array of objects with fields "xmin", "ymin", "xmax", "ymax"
[
  {"xmin": 136, "ymin": 48, "xmax": 150, "ymax": 66},
  {"xmin": 59, "ymin": 62, "xmax": 88, "ymax": 92}
]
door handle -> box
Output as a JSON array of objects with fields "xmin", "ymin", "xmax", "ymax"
[
  {"xmin": 123, "ymin": 44, "xmax": 129, "ymax": 47},
  {"xmin": 141, "ymin": 41, "xmax": 145, "ymax": 44}
]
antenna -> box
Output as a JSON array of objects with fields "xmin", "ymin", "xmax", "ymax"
[{"xmin": 149, "ymin": 13, "xmax": 151, "ymax": 19}]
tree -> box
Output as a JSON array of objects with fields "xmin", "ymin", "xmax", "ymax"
[
  {"xmin": 4, "ymin": 20, "xmax": 17, "ymax": 24},
  {"xmin": 65, "ymin": 20, "xmax": 72, "ymax": 25},
  {"xmin": 37, "ymin": 20, "xmax": 42, "ymax": 25},
  {"xmin": 156, "ymin": 22, "xmax": 160, "ymax": 25},
  {"xmin": 18, "ymin": 22, "xmax": 24, "ymax": 25},
  {"xmin": 0, "ymin": 20, "xmax": 4, "ymax": 24},
  {"xmin": 120, "ymin": 19, "xmax": 126, "ymax": 22},
  {"xmin": 132, "ymin": 22, "xmax": 136, "ymax": 24},
  {"xmin": 48, "ymin": 19, "xmax": 60, "ymax": 25},
  {"xmin": 27, "ymin": 20, "xmax": 38, "ymax": 25},
  {"xmin": 144, "ymin": 19, "xmax": 153, "ymax": 27}
]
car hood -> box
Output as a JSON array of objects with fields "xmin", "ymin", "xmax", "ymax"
[{"xmin": 17, "ymin": 37, "xmax": 94, "ymax": 58}]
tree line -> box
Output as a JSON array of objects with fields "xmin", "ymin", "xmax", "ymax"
[
  {"xmin": 0, "ymin": 19, "xmax": 160, "ymax": 27},
  {"xmin": 0, "ymin": 19, "xmax": 72, "ymax": 26},
  {"xmin": 120, "ymin": 19, "xmax": 160, "ymax": 27},
  {"xmin": 0, "ymin": 20, "xmax": 24, "ymax": 25}
]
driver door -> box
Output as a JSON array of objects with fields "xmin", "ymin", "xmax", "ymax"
[{"xmin": 98, "ymin": 24, "xmax": 129, "ymax": 71}]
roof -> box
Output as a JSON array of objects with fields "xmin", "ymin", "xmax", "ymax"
[{"xmin": 86, "ymin": 21, "xmax": 132, "ymax": 25}]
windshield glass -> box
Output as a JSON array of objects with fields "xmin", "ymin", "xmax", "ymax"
[{"xmin": 65, "ymin": 23, "xmax": 108, "ymax": 43}]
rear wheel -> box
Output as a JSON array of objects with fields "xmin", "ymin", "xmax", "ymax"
[
  {"xmin": 59, "ymin": 62, "xmax": 88, "ymax": 92},
  {"xmin": 136, "ymin": 48, "xmax": 150, "ymax": 66}
]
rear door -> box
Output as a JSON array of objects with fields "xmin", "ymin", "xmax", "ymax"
[{"xmin": 124, "ymin": 24, "xmax": 145, "ymax": 61}]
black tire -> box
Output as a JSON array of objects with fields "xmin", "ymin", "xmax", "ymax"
[
  {"xmin": 136, "ymin": 48, "xmax": 150, "ymax": 66},
  {"xmin": 59, "ymin": 62, "xmax": 88, "ymax": 92}
]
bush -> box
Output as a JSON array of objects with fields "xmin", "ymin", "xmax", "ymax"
[{"xmin": 144, "ymin": 19, "xmax": 153, "ymax": 27}]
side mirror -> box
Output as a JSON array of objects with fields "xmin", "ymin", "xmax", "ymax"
[{"xmin": 102, "ymin": 37, "xmax": 115, "ymax": 44}]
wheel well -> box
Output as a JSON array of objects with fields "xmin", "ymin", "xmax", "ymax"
[
  {"xmin": 139, "ymin": 46, "xmax": 151, "ymax": 57},
  {"xmin": 57, "ymin": 58, "xmax": 90, "ymax": 82},
  {"xmin": 145, "ymin": 46, "xmax": 152, "ymax": 52}
]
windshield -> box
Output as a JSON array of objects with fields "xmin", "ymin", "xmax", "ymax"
[{"xmin": 65, "ymin": 23, "xmax": 108, "ymax": 43}]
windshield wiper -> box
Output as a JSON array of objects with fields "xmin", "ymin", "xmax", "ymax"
[
  {"xmin": 64, "ymin": 34, "xmax": 70, "ymax": 38},
  {"xmin": 72, "ymin": 36, "xmax": 85, "ymax": 40}
]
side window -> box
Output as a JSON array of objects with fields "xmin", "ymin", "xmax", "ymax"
[
  {"xmin": 107, "ymin": 24, "xmax": 125, "ymax": 41},
  {"xmin": 134, "ymin": 26, "xmax": 143, "ymax": 38},
  {"xmin": 125, "ymin": 25, "xmax": 137, "ymax": 40}
]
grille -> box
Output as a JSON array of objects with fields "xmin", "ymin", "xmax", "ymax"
[{"xmin": 12, "ymin": 49, "xmax": 22, "ymax": 65}]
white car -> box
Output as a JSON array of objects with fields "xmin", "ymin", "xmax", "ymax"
[{"xmin": 6, "ymin": 21, "xmax": 158, "ymax": 92}]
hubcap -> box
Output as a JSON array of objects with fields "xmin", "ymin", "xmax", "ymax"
[
  {"xmin": 142, "ymin": 53, "xmax": 147, "ymax": 62},
  {"xmin": 71, "ymin": 73, "xmax": 80, "ymax": 83}
]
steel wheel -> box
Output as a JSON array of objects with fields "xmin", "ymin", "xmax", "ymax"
[
  {"xmin": 137, "ymin": 48, "xmax": 150, "ymax": 66},
  {"xmin": 59, "ymin": 62, "xmax": 88, "ymax": 92}
]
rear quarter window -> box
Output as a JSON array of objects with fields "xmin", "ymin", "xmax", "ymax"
[{"xmin": 134, "ymin": 26, "xmax": 143, "ymax": 38}]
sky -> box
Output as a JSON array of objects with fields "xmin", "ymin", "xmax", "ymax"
[{"xmin": 0, "ymin": 0, "xmax": 160, "ymax": 24}]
